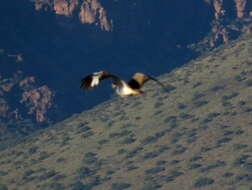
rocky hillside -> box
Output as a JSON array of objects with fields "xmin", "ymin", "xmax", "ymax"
[
  {"xmin": 0, "ymin": 33, "xmax": 251, "ymax": 190},
  {"xmin": 33, "ymin": 0, "xmax": 252, "ymax": 45},
  {"xmin": 1, "ymin": 0, "xmax": 251, "ymax": 144}
]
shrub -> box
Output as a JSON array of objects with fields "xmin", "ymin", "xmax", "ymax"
[
  {"xmin": 143, "ymin": 152, "xmax": 159, "ymax": 159},
  {"xmin": 110, "ymin": 130, "xmax": 132, "ymax": 138},
  {"xmin": 156, "ymin": 160, "xmax": 166, "ymax": 166},
  {"xmin": 177, "ymin": 103, "xmax": 187, "ymax": 109},
  {"xmin": 244, "ymin": 162, "xmax": 252, "ymax": 171},
  {"xmin": 117, "ymin": 149, "xmax": 127, "ymax": 155},
  {"xmin": 82, "ymin": 131, "xmax": 95, "ymax": 138},
  {"xmin": 246, "ymin": 79, "xmax": 252, "ymax": 87},
  {"xmin": 0, "ymin": 171, "xmax": 8, "ymax": 177},
  {"xmin": 200, "ymin": 147, "xmax": 211, "ymax": 152},
  {"xmin": 192, "ymin": 92, "xmax": 205, "ymax": 100},
  {"xmin": 194, "ymin": 177, "xmax": 214, "ymax": 187},
  {"xmin": 79, "ymin": 126, "xmax": 91, "ymax": 132},
  {"xmin": 233, "ymin": 155, "xmax": 250, "ymax": 167},
  {"xmin": 233, "ymin": 144, "xmax": 248, "ymax": 150},
  {"xmin": 29, "ymin": 146, "xmax": 38, "ymax": 154},
  {"xmin": 145, "ymin": 167, "xmax": 165, "ymax": 175},
  {"xmin": 142, "ymin": 136, "xmax": 159, "ymax": 145},
  {"xmin": 71, "ymin": 181, "xmax": 87, "ymax": 190},
  {"xmin": 125, "ymin": 147, "xmax": 143, "ymax": 159},
  {"xmin": 38, "ymin": 151, "xmax": 50, "ymax": 161},
  {"xmin": 56, "ymin": 157, "xmax": 65, "ymax": 163},
  {"xmin": 83, "ymin": 152, "xmax": 98, "ymax": 164},
  {"xmin": 223, "ymin": 172, "xmax": 234, "ymax": 178},
  {"xmin": 164, "ymin": 116, "xmax": 177, "ymax": 123},
  {"xmin": 77, "ymin": 167, "xmax": 95, "ymax": 178},
  {"xmin": 192, "ymin": 82, "xmax": 202, "ymax": 88},
  {"xmin": 222, "ymin": 92, "xmax": 239, "ymax": 101},
  {"xmin": 207, "ymin": 112, "xmax": 220, "ymax": 120},
  {"xmin": 211, "ymin": 85, "xmax": 225, "ymax": 92},
  {"xmin": 170, "ymin": 170, "xmax": 183, "ymax": 177},
  {"xmin": 200, "ymin": 161, "xmax": 226, "ymax": 172},
  {"xmin": 98, "ymin": 139, "xmax": 109, "ymax": 145},
  {"xmin": 190, "ymin": 156, "xmax": 202, "ymax": 162},
  {"xmin": 155, "ymin": 131, "xmax": 166, "ymax": 138},
  {"xmin": 217, "ymin": 137, "xmax": 232, "ymax": 146},
  {"xmin": 158, "ymin": 145, "xmax": 170, "ymax": 153},
  {"xmin": 39, "ymin": 170, "xmax": 57, "ymax": 180},
  {"xmin": 141, "ymin": 182, "xmax": 162, "ymax": 190},
  {"xmin": 179, "ymin": 113, "xmax": 193, "ymax": 119},
  {"xmin": 48, "ymin": 183, "xmax": 65, "ymax": 190},
  {"xmin": 23, "ymin": 170, "xmax": 35, "ymax": 177},
  {"xmin": 194, "ymin": 100, "xmax": 208, "ymax": 107},
  {"xmin": 170, "ymin": 160, "xmax": 180, "ymax": 165},
  {"xmin": 164, "ymin": 176, "xmax": 175, "ymax": 182},
  {"xmin": 235, "ymin": 174, "xmax": 252, "ymax": 182},
  {"xmin": 154, "ymin": 102, "xmax": 164, "ymax": 108},
  {"xmin": 172, "ymin": 146, "xmax": 187, "ymax": 155},
  {"xmin": 189, "ymin": 163, "xmax": 202, "ymax": 169},
  {"xmin": 112, "ymin": 183, "xmax": 131, "ymax": 190},
  {"xmin": 171, "ymin": 132, "xmax": 183, "ymax": 143},
  {"xmin": 120, "ymin": 137, "xmax": 136, "ymax": 144},
  {"xmin": 127, "ymin": 166, "xmax": 139, "ymax": 171},
  {"xmin": 234, "ymin": 75, "xmax": 245, "ymax": 82},
  {"xmin": 0, "ymin": 184, "xmax": 8, "ymax": 190}
]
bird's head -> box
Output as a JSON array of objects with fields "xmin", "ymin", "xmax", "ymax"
[{"xmin": 111, "ymin": 83, "xmax": 116, "ymax": 89}]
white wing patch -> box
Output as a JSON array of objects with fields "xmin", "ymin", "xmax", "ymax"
[{"xmin": 91, "ymin": 75, "xmax": 100, "ymax": 87}]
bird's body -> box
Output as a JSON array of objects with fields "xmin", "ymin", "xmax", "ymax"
[
  {"xmin": 115, "ymin": 81, "xmax": 143, "ymax": 97},
  {"xmin": 80, "ymin": 71, "xmax": 166, "ymax": 97}
]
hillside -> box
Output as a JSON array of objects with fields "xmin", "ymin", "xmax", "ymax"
[
  {"xmin": 0, "ymin": 34, "xmax": 252, "ymax": 190},
  {"xmin": 1, "ymin": 0, "xmax": 252, "ymax": 144}
]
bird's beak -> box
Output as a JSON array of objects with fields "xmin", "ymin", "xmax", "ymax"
[{"xmin": 111, "ymin": 83, "xmax": 116, "ymax": 88}]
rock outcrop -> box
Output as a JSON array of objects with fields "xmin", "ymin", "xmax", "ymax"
[
  {"xmin": 32, "ymin": 0, "xmax": 252, "ymax": 47},
  {"xmin": 0, "ymin": 53, "xmax": 55, "ymax": 123},
  {"xmin": 205, "ymin": 0, "xmax": 252, "ymax": 46},
  {"xmin": 20, "ymin": 83, "xmax": 54, "ymax": 123},
  {"xmin": 34, "ymin": 0, "xmax": 112, "ymax": 31}
]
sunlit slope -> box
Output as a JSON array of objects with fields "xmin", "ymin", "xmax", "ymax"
[{"xmin": 1, "ymin": 34, "xmax": 252, "ymax": 190}]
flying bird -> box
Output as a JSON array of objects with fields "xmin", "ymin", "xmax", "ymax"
[{"xmin": 80, "ymin": 71, "xmax": 168, "ymax": 97}]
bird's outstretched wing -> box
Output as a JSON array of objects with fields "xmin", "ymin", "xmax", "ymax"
[
  {"xmin": 127, "ymin": 73, "xmax": 150, "ymax": 89},
  {"xmin": 128, "ymin": 73, "xmax": 171, "ymax": 91},
  {"xmin": 80, "ymin": 71, "xmax": 121, "ymax": 90}
]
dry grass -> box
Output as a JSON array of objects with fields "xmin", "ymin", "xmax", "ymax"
[{"xmin": 0, "ymin": 34, "xmax": 252, "ymax": 190}]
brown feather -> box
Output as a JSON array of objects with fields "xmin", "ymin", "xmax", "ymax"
[
  {"xmin": 80, "ymin": 71, "xmax": 121, "ymax": 90},
  {"xmin": 128, "ymin": 73, "xmax": 150, "ymax": 89}
]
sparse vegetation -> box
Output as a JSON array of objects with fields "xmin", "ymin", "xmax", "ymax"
[
  {"xmin": 112, "ymin": 183, "xmax": 132, "ymax": 190},
  {"xmin": 194, "ymin": 177, "xmax": 215, "ymax": 187},
  {"xmin": 1, "ymin": 33, "xmax": 252, "ymax": 190}
]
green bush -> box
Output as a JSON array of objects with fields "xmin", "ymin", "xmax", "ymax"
[
  {"xmin": 0, "ymin": 184, "xmax": 8, "ymax": 190},
  {"xmin": 177, "ymin": 103, "xmax": 187, "ymax": 109},
  {"xmin": 143, "ymin": 152, "xmax": 159, "ymax": 159},
  {"xmin": 77, "ymin": 167, "xmax": 95, "ymax": 178},
  {"xmin": 194, "ymin": 100, "xmax": 208, "ymax": 107},
  {"xmin": 112, "ymin": 183, "xmax": 131, "ymax": 190},
  {"xmin": 245, "ymin": 79, "xmax": 252, "ymax": 87},
  {"xmin": 120, "ymin": 137, "xmax": 136, "ymax": 144},
  {"xmin": 194, "ymin": 177, "xmax": 214, "ymax": 187},
  {"xmin": 145, "ymin": 167, "xmax": 165, "ymax": 175},
  {"xmin": 125, "ymin": 147, "xmax": 143, "ymax": 159}
]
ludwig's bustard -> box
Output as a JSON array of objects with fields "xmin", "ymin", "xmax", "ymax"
[{"xmin": 80, "ymin": 71, "xmax": 167, "ymax": 97}]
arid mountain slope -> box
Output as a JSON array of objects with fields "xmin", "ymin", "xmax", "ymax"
[
  {"xmin": 33, "ymin": 0, "xmax": 252, "ymax": 46},
  {"xmin": 1, "ymin": 0, "xmax": 251, "ymax": 126},
  {"xmin": 0, "ymin": 34, "xmax": 252, "ymax": 190}
]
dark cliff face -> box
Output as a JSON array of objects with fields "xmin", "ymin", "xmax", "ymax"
[{"xmin": 0, "ymin": 0, "xmax": 251, "ymax": 144}]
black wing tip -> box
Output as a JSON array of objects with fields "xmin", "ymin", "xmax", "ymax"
[{"xmin": 80, "ymin": 75, "xmax": 93, "ymax": 90}]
